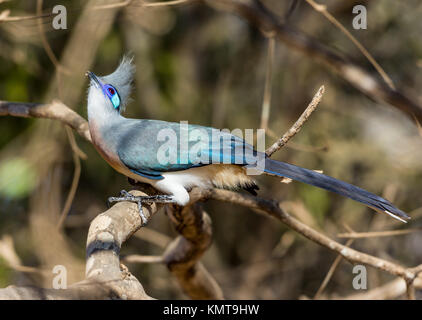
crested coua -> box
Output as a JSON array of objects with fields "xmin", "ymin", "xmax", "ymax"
[{"xmin": 86, "ymin": 56, "xmax": 410, "ymax": 225}]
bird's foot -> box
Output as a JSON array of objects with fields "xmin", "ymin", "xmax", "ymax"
[{"xmin": 107, "ymin": 190, "xmax": 175, "ymax": 226}]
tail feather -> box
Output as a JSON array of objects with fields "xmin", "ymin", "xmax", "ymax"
[{"xmin": 264, "ymin": 158, "xmax": 410, "ymax": 223}]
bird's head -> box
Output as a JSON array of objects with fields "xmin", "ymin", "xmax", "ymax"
[{"xmin": 86, "ymin": 56, "xmax": 135, "ymax": 117}]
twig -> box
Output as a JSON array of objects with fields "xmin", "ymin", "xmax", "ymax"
[
  {"xmin": 304, "ymin": 0, "xmax": 395, "ymax": 90},
  {"xmin": 93, "ymin": 0, "xmax": 193, "ymax": 10},
  {"xmin": 266, "ymin": 128, "xmax": 328, "ymax": 153},
  {"xmin": 1, "ymin": 0, "xmax": 193, "ymax": 24},
  {"xmin": 57, "ymin": 127, "xmax": 83, "ymax": 230},
  {"xmin": 413, "ymin": 114, "xmax": 422, "ymax": 138},
  {"xmin": 36, "ymin": 0, "xmax": 71, "ymax": 75},
  {"xmin": 142, "ymin": 0, "xmax": 193, "ymax": 7},
  {"xmin": 260, "ymin": 36, "xmax": 275, "ymax": 130},
  {"xmin": 314, "ymin": 238, "xmax": 354, "ymax": 299},
  {"xmin": 93, "ymin": 0, "xmax": 134, "ymax": 10},
  {"xmin": 338, "ymin": 228, "xmax": 422, "ymax": 239},
  {"xmin": 123, "ymin": 254, "xmax": 164, "ymax": 264},
  {"xmin": 0, "ymin": 10, "xmax": 55, "ymax": 22},
  {"xmin": 134, "ymin": 227, "xmax": 172, "ymax": 248},
  {"xmin": 265, "ymin": 85, "xmax": 324, "ymax": 156},
  {"xmin": 0, "ymin": 235, "xmax": 50, "ymax": 276},
  {"xmin": 343, "ymin": 276, "xmax": 422, "ymax": 300}
]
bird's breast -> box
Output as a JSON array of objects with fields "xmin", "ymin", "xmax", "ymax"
[{"xmin": 89, "ymin": 120, "xmax": 134, "ymax": 177}]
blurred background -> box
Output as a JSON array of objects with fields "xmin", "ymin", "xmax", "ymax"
[{"xmin": 0, "ymin": 0, "xmax": 422, "ymax": 299}]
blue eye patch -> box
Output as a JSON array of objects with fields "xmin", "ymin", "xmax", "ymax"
[{"xmin": 102, "ymin": 84, "xmax": 121, "ymax": 110}]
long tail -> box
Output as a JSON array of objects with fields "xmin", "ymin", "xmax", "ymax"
[{"xmin": 264, "ymin": 158, "xmax": 410, "ymax": 223}]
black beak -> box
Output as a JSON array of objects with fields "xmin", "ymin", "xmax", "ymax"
[{"xmin": 86, "ymin": 71, "xmax": 101, "ymax": 88}]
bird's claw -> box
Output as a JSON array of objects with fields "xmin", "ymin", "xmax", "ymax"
[
  {"xmin": 120, "ymin": 189, "xmax": 131, "ymax": 197},
  {"xmin": 107, "ymin": 190, "xmax": 175, "ymax": 226}
]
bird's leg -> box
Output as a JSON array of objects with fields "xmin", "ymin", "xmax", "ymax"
[
  {"xmin": 107, "ymin": 190, "xmax": 175, "ymax": 226},
  {"xmin": 127, "ymin": 177, "xmax": 145, "ymax": 186},
  {"xmin": 128, "ymin": 178, "xmax": 137, "ymax": 186}
]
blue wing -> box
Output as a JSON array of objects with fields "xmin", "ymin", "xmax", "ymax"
[{"xmin": 115, "ymin": 119, "xmax": 258, "ymax": 179}]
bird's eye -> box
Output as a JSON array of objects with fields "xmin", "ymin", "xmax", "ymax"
[{"xmin": 103, "ymin": 84, "xmax": 121, "ymax": 110}]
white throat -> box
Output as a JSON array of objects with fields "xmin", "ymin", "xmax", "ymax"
[{"xmin": 87, "ymin": 87, "xmax": 122, "ymax": 126}]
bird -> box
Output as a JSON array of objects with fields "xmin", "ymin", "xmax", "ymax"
[{"xmin": 86, "ymin": 56, "xmax": 410, "ymax": 225}]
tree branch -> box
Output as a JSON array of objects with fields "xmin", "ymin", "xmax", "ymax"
[
  {"xmin": 265, "ymin": 85, "xmax": 324, "ymax": 157},
  {"xmin": 0, "ymin": 100, "xmax": 91, "ymax": 142},
  {"xmin": 0, "ymin": 190, "xmax": 158, "ymax": 299},
  {"xmin": 163, "ymin": 203, "xmax": 224, "ymax": 299},
  {"xmin": 189, "ymin": 187, "xmax": 420, "ymax": 287}
]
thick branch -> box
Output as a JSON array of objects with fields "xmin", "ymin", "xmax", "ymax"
[
  {"xmin": 163, "ymin": 203, "xmax": 223, "ymax": 299},
  {"xmin": 84, "ymin": 190, "xmax": 160, "ymax": 298},
  {"xmin": 0, "ymin": 190, "xmax": 158, "ymax": 299}
]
